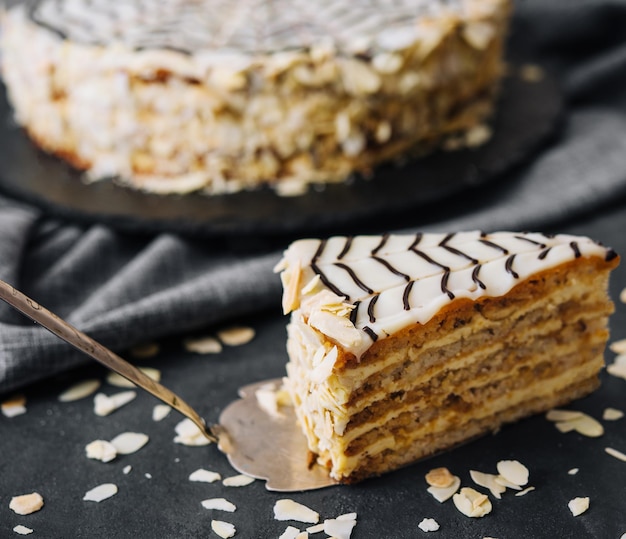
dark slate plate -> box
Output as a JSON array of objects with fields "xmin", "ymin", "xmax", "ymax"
[{"xmin": 0, "ymin": 71, "xmax": 562, "ymax": 237}]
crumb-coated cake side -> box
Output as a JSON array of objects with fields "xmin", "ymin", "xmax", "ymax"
[
  {"xmin": 0, "ymin": 0, "xmax": 509, "ymax": 195},
  {"xmin": 276, "ymin": 232, "xmax": 619, "ymax": 482}
]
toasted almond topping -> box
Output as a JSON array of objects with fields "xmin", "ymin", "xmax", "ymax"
[
  {"xmin": 94, "ymin": 391, "xmax": 137, "ymax": 416},
  {"xmin": 255, "ymin": 383, "xmax": 290, "ymax": 418},
  {"xmin": 607, "ymin": 355, "xmax": 626, "ymax": 380},
  {"xmin": 85, "ymin": 440, "xmax": 117, "ymax": 463},
  {"xmin": 152, "ymin": 404, "xmax": 172, "ymax": 421},
  {"xmin": 427, "ymin": 475, "xmax": 461, "ymax": 503},
  {"xmin": 58, "ymin": 379, "xmax": 101, "ymax": 402},
  {"xmin": 568, "ymin": 415, "xmax": 604, "ymax": 438},
  {"xmin": 110, "ymin": 432, "xmax": 149, "ymax": 454},
  {"xmin": 83, "ymin": 483, "xmax": 118, "ymax": 503},
  {"xmin": 279, "ymin": 526, "xmax": 302, "ymax": 539},
  {"xmin": 274, "ymin": 499, "xmax": 319, "ymax": 524},
  {"xmin": 515, "ymin": 486, "xmax": 535, "ymax": 497},
  {"xmin": 13, "ymin": 525, "xmax": 33, "ymax": 535},
  {"xmin": 425, "ymin": 467, "xmax": 455, "ymax": 488},
  {"xmin": 603, "ymin": 407, "xmax": 624, "ymax": 421},
  {"xmin": 306, "ymin": 524, "xmax": 325, "ymax": 533},
  {"xmin": 418, "ymin": 518, "xmax": 440, "ymax": 532},
  {"xmin": 2, "ymin": 394, "xmax": 27, "ymax": 418},
  {"xmin": 494, "ymin": 475, "xmax": 522, "ymax": 491},
  {"xmin": 183, "ymin": 336, "xmax": 223, "ymax": 354},
  {"xmin": 620, "ymin": 287, "xmax": 626, "ymax": 303},
  {"xmin": 201, "ymin": 498, "xmax": 236, "ymax": 512},
  {"xmin": 324, "ymin": 515, "xmax": 357, "ymax": 539},
  {"xmin": 568, "ymin": 497, "xmax": 590, "ymax": 517},
  {"xmin": 223, "ymin": 474, "xmax": 255, "ymax": 487},
  {"xmin": 189, "ymin": 469, "xmax": 221, "ymax": 483},
  {"xmin": 217, "ymin": 326, "xmax": 256, "ymax": 346},
  {"xmin": 568, "ymin": 468, "xmax": 579, "ymax": 475},
  {"xmin": 211, "ymin": 520, "xmax": 236, "ymax": 538},
  {"xmin": 609, "ymin": 339, "xmax": 626, "ymax": 354},
  {"xmin": 123, "ymin": 465, "xmax": 132, "ymax": 474},
  {"xmin": 496, "ymin": 460, "xmax": 529, "ymax": 487},
  {"xmin": 546, "ymin": 409, "xmax": 584, "ymax": 422},
  {"xmin": 173, "ymin": 418, "xmax": 212, "ymax": 446},
  {"xmin": 9, "ymin": 493, "xmax": 44, "ymax": 515},
  {"xmin": 453, "ymin": 487, "xmax": 492, "ymax": 518},
  {"xmin": 605, "ymin": 447, "xmax": 626, "ymax": 462},
  {"xmin": 555, "ymin": 421, "xmax": 578, "ymax": 434},
  {"xmin": 130, "ymin": 342, "xmax": 160, "ymax": 359},
  {"xmin": 106, "ymin": 368, "xmax": 161, "ymax": 388},
  {"xmin": 470, "ymin": 470, "xmax": 506, "ymax": 499}
]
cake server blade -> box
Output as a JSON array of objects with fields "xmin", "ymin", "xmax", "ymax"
[{"xmin": 0, "ymin": 279, "xmax": 336, "ymax": 491}]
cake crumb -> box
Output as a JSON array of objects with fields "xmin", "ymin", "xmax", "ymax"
[
  {"xmin": 184, "ymin": 336, "xmax": 223, "ymax": 354},
  {"xmin": 58, "ymin": 379, "xmax": 101, "ymax": 402},
  {"xmin": 603, "ymin": 407, "xmax": 624, "ymax": 421},
  {"xmin": 12, "ymin": 525, "xmax": 33, "ymax": 535},
  {"xmin": 418, "ymin": 518, "xmax": 440, "ymax": 532},
  {"xmin": 217, "ymin": 326, "xmax": 256, "ymax": 346},
  {"xmin": 274, "ymin": 499, "xmax": 319, "ymax": 524},
  {"xmin": 211, "ymin": 520, "xmax": 236, "ymax": 538},
  {"xmin": 9, "ymin": 493, "xmax": 44, "ymax": 515},
  {"xmin": 568, "ymin": 497, "xmax": 590, "ymax": 517},
  {"xmin": 2, "ymin": 394, "xmax": 27, "ymax": 418},
  {"xmin": 605, "ymin": 447, "xmax": 626, "ymax": 462}
]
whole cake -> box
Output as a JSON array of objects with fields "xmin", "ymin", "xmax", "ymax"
[
  {"xmin": 0, "ymin": 0, "xmax": 509, "ymax": 195},
  {"xmin": 276, "ymin": 231, "xmax": 619, "ymax": 482}
]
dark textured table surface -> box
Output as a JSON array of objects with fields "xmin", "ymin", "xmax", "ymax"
[{"xmin": 2, "ymin": 200, "xmax": 626, "ymax": 539}]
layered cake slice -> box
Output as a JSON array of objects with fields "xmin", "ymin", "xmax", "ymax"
[{"xmin": 276, "ymin": 231, "xmax": 619, "ymax": 482}]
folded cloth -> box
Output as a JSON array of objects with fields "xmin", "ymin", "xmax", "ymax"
[{"xmin": 1, "ymin": 0, "xmax": 626, "ymax": 393}]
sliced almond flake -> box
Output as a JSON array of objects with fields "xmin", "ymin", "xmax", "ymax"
[
  {"xmin": 496, "ymin": 460, "xmax": 529, "ymax": 487},
  {"xmin": 183, "ymin": 336, "xmax": 223, "ymax": 354},
  {"xmin": 106, "ymin": 367, "xmax": 161, "ymax": 388},
  {"xmin": 85, "ymin": 440, "xmax": 117, "ymax": 462},
  {"xmin": 217, "ymin": 326, "xmax": 256, "ymax": 346},
  {"xmin": 130, "ymin": 342, "xmax": 160, "ymax": 359},
  {"xmin": 274, "ymin": 499, "xmax": 319, "ymax": 524},
  {"xmin": 123, "ymin": 465, "xmax": 132, "ymax": 474},
  {"xmin": 418, "ymin": 518, "xmax": 440, "ymax": 532},
  {"xmin": 453, "ymin": 487, "xmax": 492, "ymax": 518},
  {"xmin": 568, "ymin": 468, "xmax": 579, "ymax": 475},
  {"xmin": 323, "ymin": 516, "xmax": 356, "ymax": 539},
  {"xmin": 567, "ymin": 414, "xmax": 604, "ymax": 438},
  {"xmin": 223, "ymin": 474, "xmax": 255, "ymax": 487},
  {"xmin": 425, "ymin": 467, "xmax": 455, "ymax": 488},
  {"xmin": 83, "ymin": 483, "xmax": 118, "ymax": 502},
  {"xmin": 279, "ymin": 526, "xmax": 302, "ymax": 539},
  {"xmin": 470, "ymin": 470, "xmax": 506, "ymax": 499},
  {"xmin": 336, "ymin": 513, "xmax": 357, "ymax": 521},
  {"xmin": 173, "ymin": 418, "xmax": 212, "ymax": 446},
  {"xmin": 256, "ymin": 384, "xmax": 285, "ymax": 418},
  {"xmin": 201, "ymin": 498, "xmax": 236, "ymax": 512},
  {"xmin": 2, "ymin": 394, "xmax": 27, "ymax": 418},
  {"xmin": 494, "ymin": 475, "xmax": 522, "ymax": 491},
  {"xmin": 546, "ymin": 409, "xmax": 584, "ymax": 422},
  {"xmin": 145, "ymin": 473, "xmax": 152, "ymax": 479},
  {"xmin": 295, "ymin": 532, "xmax": 308, "ymax": 539},
  {"xmin": 189, "ymin": 468, "xmax": 221, "ymax": 483},
  {"xmin": 555, "ymin": 421, "xmax": 578, "ymax": 434},
  {"xmin": 607, "ymin": 355, "xmax": 626, "ymax": 380},
  {"xmin": 609, "ymin": 339, "xmax": 626, "ymax": 354},
  {"xmin": 9, "ymin": 493, "xmax": 44, "ymax": 515},
  {"xmin": 152, "ymin": 404, "xmax": 172, "ymax": 421},
  {"xmin": 306, "ymin": 523, "xmax": 325, "ymax": 533},
  {"xmin": 515, "ymin": 486, "xmax": 535, "ymax": 497},
  {"xmin": 13, "ymin": 525, "xmax": 34, "ymax": 535},
  {"xmin": 427, "ymin": 475, "xmax": 461, "ymax": 502},
  {"xmin": 620, "ymin": 287, "xmax": 626, "ymax": 304},
  {"xmin": 603, "ymin": 407, "xmax": 624, "ymax": 421},
  {"xmin": 58, "ymin": 379, "xmax": 101, "ymax": 402},
  {"xmin": 110, "ymin": 432, "xmax": 149, "ymax": 454},
  {"xmin": 568, "ymin": 497, "xmax": 590, "ymax": 517},
  {"xmin": 211, "ymin": 520, "xmax": 236, "ymax": 539},
  {"xmin": 93, "ymin": 391, "xmax": 137, "ymax": 416},
  {"xmin": 605, "ymin": 447, "xmax": 626, "ymax": 462}
]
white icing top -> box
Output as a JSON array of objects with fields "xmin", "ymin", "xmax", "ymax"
[
  {"xmin": 278, "ymin": 231, "xmax": 617, "ymax": 358},
  {"xmin": 27, "ymin": 0, "xmax": 472, "ymax": 54}
]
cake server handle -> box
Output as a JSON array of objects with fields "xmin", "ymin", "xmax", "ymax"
[{"xmin": 0, "ymin": 279, "xmax": 218, "ymax": 444}]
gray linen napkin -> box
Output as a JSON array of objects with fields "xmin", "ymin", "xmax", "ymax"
[{"xmin": 1, "ymin": 0, "xmax": 626, "ymax": 393}]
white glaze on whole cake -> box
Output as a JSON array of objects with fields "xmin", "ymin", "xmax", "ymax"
[
  {"xmin": 278, "ymin": 231, "xmax": 617, "ymax": 358},
  {"xmin": 1, "ymin": 0, "xmax": 509, "ymax": 194}
]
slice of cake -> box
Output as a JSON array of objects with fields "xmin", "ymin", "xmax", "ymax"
[
  {"xmin": 1, "ymin": 0, "xmax": 509, "ymax": 195},
  {"xmin": 276, "ymin": 231, "xmax": 619, "ymax": 482}
]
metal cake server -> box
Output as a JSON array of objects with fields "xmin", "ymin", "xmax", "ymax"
[{"xmin": 0, "ymin": 279, "xmax": 336, "ymax": 491}]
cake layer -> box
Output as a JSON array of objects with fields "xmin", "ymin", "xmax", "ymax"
[
  {"xmin": 0, "ymin": 0, "xmax": 509, "ymax": 195},
  {"xmin": 279, "ymin": 231, "xmax": 619, "ymax": 482}
]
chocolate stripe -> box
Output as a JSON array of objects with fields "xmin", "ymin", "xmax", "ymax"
[
  {"xmin": 402, "ymin": 281, "xmax": 414, "ymax": 311},
  {"xmin": 471, "ymin": 265, "xmax": 486, "ymax": 289},
  {"xmin": 337, "ymin": 236, "xmax": 354, "ymax": 260},
  {"xmin": 505, "ymin": 254, "xmax": 519, "ymax": 278},
  {"xmin": 367, "ymin": 295, "xmax": 379, "ymax": 323},
  {"xmin": 479, "ymin": 238, "xmax": 509, "ymax": 254},
  {"xmin": 371, "ymin": 255, "xmax": 410, "ymax": 281},
  {"xmin": 371, "ymin": 233, "xmax": 390, "ymax": 256},
  {"xmin": 334, "ymin": 262, "xmax": 374, "ymax": 294}
]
